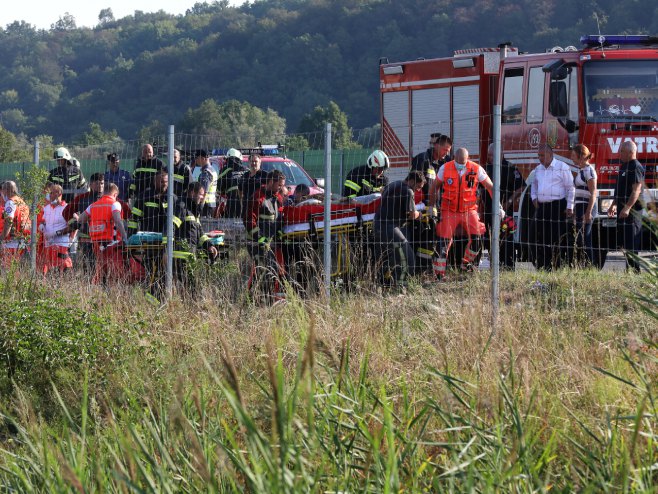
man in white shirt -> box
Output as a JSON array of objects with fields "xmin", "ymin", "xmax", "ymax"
[
  {"xmin": 39, "ymin": 184, "xmax": 73, "ymax": 274},
  {"xmin": 530, "ymin": 144, "xmax": 575, "ymax": 270}
]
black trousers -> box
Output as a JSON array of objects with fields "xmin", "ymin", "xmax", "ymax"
[
  {"xmin": 373, "ymin": 221, "xmax": 415, "ymax": 286},
  {"xmin": 534, "ymin": 199, "xmax": 568, "ymax": 271},
  {"xmin": 617, "ymin": 216, "xmax": 642, "ymax": 273}
]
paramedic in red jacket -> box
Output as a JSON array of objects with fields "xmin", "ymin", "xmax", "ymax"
[
  {"xmin": 76, "ymin": 183, "xmax": 129, "ymax": 284},
  {"xmin": 430, "ymin": 147, "xmax": 496, "ymax": 279},
  {"xmin": 0, "ymin": 181, "xmax": 31, "ymax": 269}
]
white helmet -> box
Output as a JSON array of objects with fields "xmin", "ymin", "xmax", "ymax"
[
  {"xmin": 54, "ymin": 147, "xmax": 72, "ymax": 161},
  {"xmin": 367, "ymin": 150, "xmax": 390, "ymax": 169},
  {"xmin": 225, "ymin": 148, "xmax": 243, "ymax": 161}
]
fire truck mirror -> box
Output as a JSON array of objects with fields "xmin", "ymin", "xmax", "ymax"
[
  {"xmin": 549, "ymin": 81, "xmax": 568, "ymax": 117},
  {"xmin": 561, "ymin": 118, "xmax": 578, "ymax": 134}
]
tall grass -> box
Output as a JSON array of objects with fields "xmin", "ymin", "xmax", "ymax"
[{"xmin": 0, "ymin": 267, "xmax": 656, "ymax": 491}]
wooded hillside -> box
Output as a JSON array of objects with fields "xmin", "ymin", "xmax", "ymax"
[{"xmin": 0, "ymin": 0, "xmax": 655, "ymax": 142}]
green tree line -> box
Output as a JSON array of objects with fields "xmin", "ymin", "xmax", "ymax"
[{"xmin": 0, "ymin": 0, "xmax": 656, "ymax": 146}]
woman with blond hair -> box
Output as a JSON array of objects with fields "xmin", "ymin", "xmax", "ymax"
[{"xmin": 570, "ymin": 144, "xmax": 598, "ymax": 265}]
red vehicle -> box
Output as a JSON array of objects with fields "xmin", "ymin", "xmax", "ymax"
[
  {"xmin": 380, "ymin": 34, "xmax": 658, "ymax": 262},
  {"xmin": 202, "ymin": 144, "xmax": 324, "ymax": 197}
]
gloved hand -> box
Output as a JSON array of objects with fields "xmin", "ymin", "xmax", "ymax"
[{"xmin": 499, "ymin": 206, "xmax": 507, "ymax": 220}]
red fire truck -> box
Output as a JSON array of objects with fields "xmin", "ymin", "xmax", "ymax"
[{"xmin": 380, "ymin": 34, "xmax": 658, "ymax": 264}]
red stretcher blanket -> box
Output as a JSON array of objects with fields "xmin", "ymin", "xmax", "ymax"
[{"xmin": 282, "ymin": 194, "xmax": 382, "ymax": 234}]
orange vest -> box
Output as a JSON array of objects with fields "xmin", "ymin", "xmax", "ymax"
[
  {"xmin": 440, "ymin": 160, "xmax": 480, "ymax": 213},
  {"xmin": 4, "ymin": 196, "xmax": 31, "ymax": 240},
  {"xmin": 88, "ymin": 195, "xmax": 117, "ymax": 242}
]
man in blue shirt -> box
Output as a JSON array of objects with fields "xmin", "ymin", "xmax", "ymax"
[{"xmin": 104, "ymin": 153, "xmax": 132, "ymax": 202}]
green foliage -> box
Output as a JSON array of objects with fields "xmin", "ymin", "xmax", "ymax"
[
  {"xmin": 297, "ymin": 101, "xmax": 360, "ymax": 149},
  {"xmin": 14, "ymin": 163, "xmax": 50, "ymax": 203},
  {"xmin": 79, "ymin": 122, "xmax": 120, "ymax": 146},
  {"xmin": 98, "ymin": 8, "xmax": 115, "ymax": 25},
  {"xmin": 51, "ymin": 12, "xmax": 77, "ymax": 31},
  {"xmin": 3, "ymin": 0, "xmax": 652, "ymax": 143},
  {"xmin": 178, "ymin": 98, "xmax": 286, "ymax": 146},
  {"xmin": 0, "ymin": 277, "xmax": 141, "ymax": 413},
  {"xmin": 0, "ymin": 332, "xmax": 656, "ymax": 491},
  {"xmin": 0, "ymin": 126, "xmax": 31, "ymax": 163}
]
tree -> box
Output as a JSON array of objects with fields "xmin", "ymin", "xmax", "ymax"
[
  {"xmin": 51, "ymin": 13, "xmax": 77, "ymax": 31},
  {"xmin": 185, "ymin": 1, "xmax": 229, "ymax": 15},
  {"xmin": 98, "ymin": 8, "xmax": 115, "ymax": 25},
  {"xmin": 177, "ymin": 99, "xmax": 286, "ymax": 147},
  {"xmin": 297, "ymin": 101, "xmax": 360, "ymax": 150},
  {"xmin": 137, "ymin": 120, "xmax": 167, "ymax": 143},
  {"xmin": 80, "ymin": 122, "xmax": 119, "ymax": 146},
  {"xmin": 0, "ymin": 126, "xmax": 31, "ymax": 163}
]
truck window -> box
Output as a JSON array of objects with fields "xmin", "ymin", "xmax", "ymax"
[
  {"xmin": 527, "ymin": 67, "xmax": 545, "ymax": 124},
  {"xmin": 502, "ymin": 68, "xmax": 524, "ymax": 124},
  {"xmin": 584, "ymin": 60, "xmax": 658, "ymax": 122},
  {"xmin": 549, "ymin": 65, "xmax": 578, "ymax": 121}
]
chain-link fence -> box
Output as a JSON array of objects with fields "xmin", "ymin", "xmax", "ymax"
[{"xmin": 1, "ymin": 117, "xmax": 656, "ymax": 308}]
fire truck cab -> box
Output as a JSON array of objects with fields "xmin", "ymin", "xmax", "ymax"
[{"xmin": 380, "ymin": 34, "xmax": 658, "ymax": 264}]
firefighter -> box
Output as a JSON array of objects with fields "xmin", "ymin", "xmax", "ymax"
[
  {"xmin": 130, "ymin": 144, "xmax": 166, "ymax": 199},
  {"xmin": 172, "ymin": 148, "xmax": 193, "ymax": 198},
  {"xmin": 76, "ymin": 183, "xmax": 129, "ymax": 284},
  {"xmin": 218, "ymin": 148, "xmax": 247, "ymax": 218},
  {"xmin": 432, "ymin": 148, "xmax": 497, "ymax": 279},
  {"xmin": 373, "ymin": 170, "xmax": 426, "ymax": 287},
  {"xmin": 411, "ymin": 133, "xmax": 452, "ymax": 207},
  {"xmin": 174, "ymin": 182, "xmax": 219, "ymax": 293},
  {"xmin": 244, "ymin": 169, "xmax": 287, "ymax": 301},
  {"xmin": 240, "ymin": 153, "xmax": 268, "ymax": 212},
  {"xmin": 0, "ymin": 180, "xmax": 31, "ymax": 268},
  {"xmin": 128, "ymin": 168, "xmax": 182, "ymax": 301},
  {"xmin": 343, "ymin": 150, "xmax": 389, "ymax": 199},
  {"xmin": 49, "ymin": 147, "xmax": 88, "ymax": 203}
]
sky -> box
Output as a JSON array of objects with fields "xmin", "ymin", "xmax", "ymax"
[{"xmin": 0, "ymin": 0, "xmax": 243, "ymax": 30}]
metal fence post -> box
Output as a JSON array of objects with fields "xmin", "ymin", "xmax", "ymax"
[
  {"xmin": 323, "ymin": 123, "xmax": 332, "ymax": 300},
  {"xmin": 339, "ymin": 150, "xmax": 344, "ymax": 192},
  {"xmin": 491, "ymin": 106, "xmax": 502, "ymax": 329},
  {"xmin": 166, "ymin": 125, "xmax": 175, "ymax": 301},
  {"xmin": 30, "ymin": 141, "xmax": 39, "ymax": 274}
]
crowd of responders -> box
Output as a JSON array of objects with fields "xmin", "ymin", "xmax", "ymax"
[{"xmin": 1, "ymin": 140, "xmax": 655, "ymax": 302}]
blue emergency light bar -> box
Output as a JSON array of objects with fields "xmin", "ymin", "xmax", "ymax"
[{"xmin": 580, "ymin": 34, "xmax": 658, "ymax": 47}]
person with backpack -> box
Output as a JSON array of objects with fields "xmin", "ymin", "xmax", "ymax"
[{"xmin": 0, "ymin": 181, "xmax": 31, "ymax": 268}]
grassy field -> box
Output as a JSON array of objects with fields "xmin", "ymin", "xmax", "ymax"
[{"xmin": 0, "ymin": 266, "xmax": 656, "ymax": 492}]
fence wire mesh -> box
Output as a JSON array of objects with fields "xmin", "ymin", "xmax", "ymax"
[{"xmin": 0, "ymin": 116, "xmax": 656, "ymax": 305}]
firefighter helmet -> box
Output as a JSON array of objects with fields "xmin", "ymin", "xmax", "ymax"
[
  {"xmin": 367, "ymin": 150, "xmax": 390, "ymax": 169},
  {"xmin": 53, "ymin": 147, "xmax": 72, "ymax": 161},
  {"xmin": 225, "ymin": 148, "xmax": 243, "ymax": 161}
]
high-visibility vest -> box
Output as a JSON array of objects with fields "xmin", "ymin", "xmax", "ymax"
[
  {"xmin": 440, "ymin": 160, "xmax": 480, "ymax": 213},
  {"xmin": 88, "ymin": 195, "xmax": 117, "ymax": 242},
  {"xmin": 4, "ymin": 196, "xmax": 31, "ymax": 239},
  {"xmin": 203, "ymin": 168, "xmax": 218, "ymax": 207}
]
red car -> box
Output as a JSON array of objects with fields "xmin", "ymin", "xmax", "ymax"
[{"xmin": 195, "ymin": 145, "xmax": 325, "ymax": 197}]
